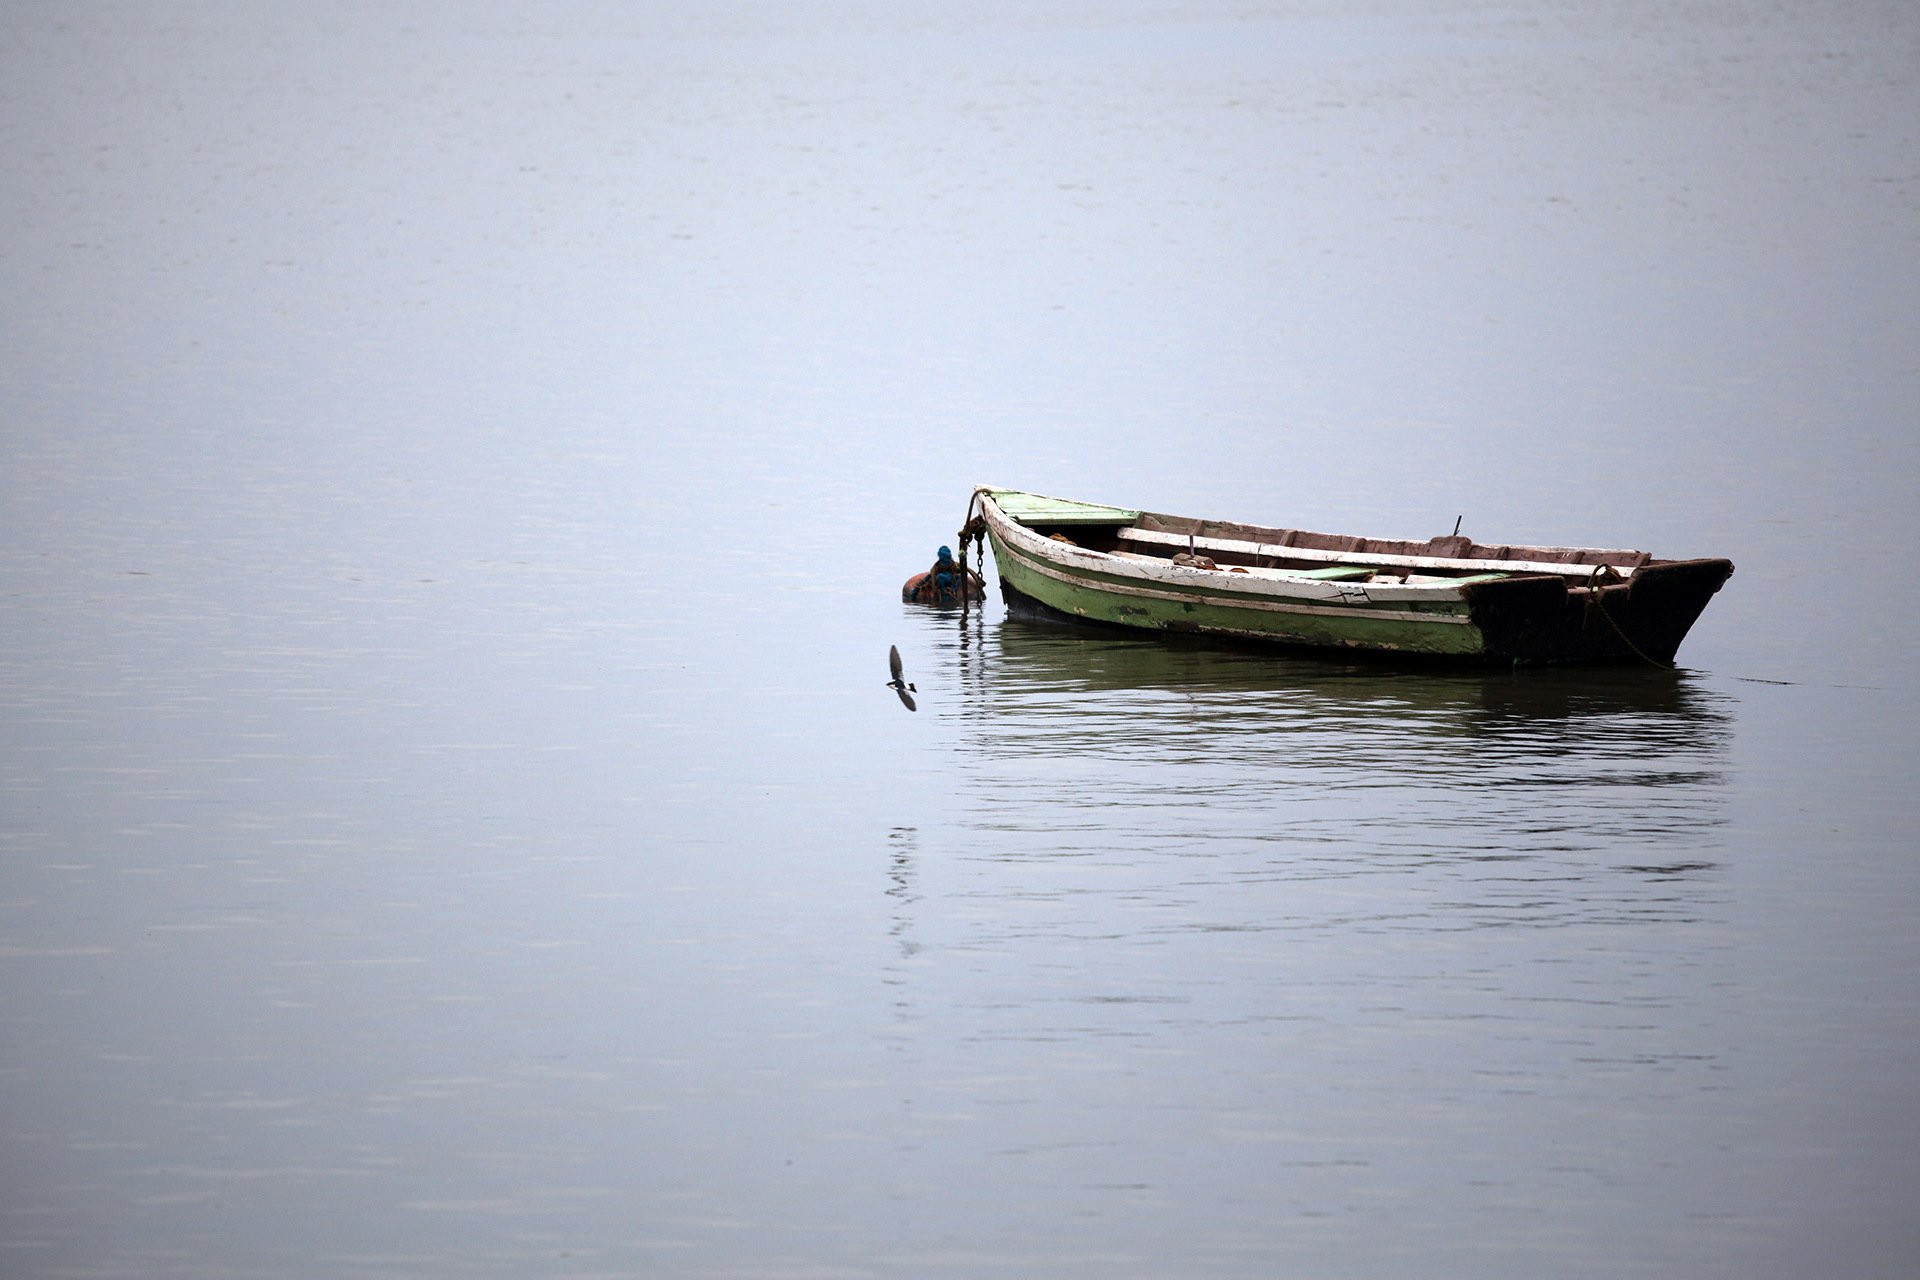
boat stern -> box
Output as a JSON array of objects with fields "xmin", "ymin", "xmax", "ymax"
[{"xmin": 1465, "ymin": 559, "xmax": 1735, "ymax": 665}]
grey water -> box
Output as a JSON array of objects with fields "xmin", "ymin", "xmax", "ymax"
[{"xmin": 3, "ymin": 2, "xmax": 1918, "ymax": 1277}]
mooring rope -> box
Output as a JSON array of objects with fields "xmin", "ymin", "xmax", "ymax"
[
  {"xmin": 956, "ymin": 489, "xmax": 985, "ymax": 621},
  {"xmin": 1584, "ymin": 568, "xmax": 1673, "ymax": 670}
]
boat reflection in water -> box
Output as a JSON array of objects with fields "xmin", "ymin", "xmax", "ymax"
[{"xmin": 935, "ymin": 614, "xmax": 1734, "ymax": 933}]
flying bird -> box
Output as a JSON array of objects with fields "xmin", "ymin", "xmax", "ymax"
[{"xmin": 887, "ymin": 645, "xmax": 917, "ymax": 711}]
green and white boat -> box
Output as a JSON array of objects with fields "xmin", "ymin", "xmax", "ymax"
[{"xmin": 969, "ymin": 486, "xmax": 1733, "ymax": 666}]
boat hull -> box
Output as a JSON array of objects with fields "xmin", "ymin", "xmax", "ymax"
[{"xmin": 977, "ymin": 489, "xmax": 1732, "ymax": 666}]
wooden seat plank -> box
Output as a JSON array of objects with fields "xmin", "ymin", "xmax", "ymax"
[{"xmin": 1116, "ymin": 526, "xmax": 1623, "ymax": 579}]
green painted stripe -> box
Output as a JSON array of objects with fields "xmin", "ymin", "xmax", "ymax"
[{"xmin": 998, "ymin": 538, "xmax": 1471, "ymax": 619}]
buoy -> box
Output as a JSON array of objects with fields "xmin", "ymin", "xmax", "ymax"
[{"xmin": 901, "ymin": 544, "xmax": 984, "ymax": 605}]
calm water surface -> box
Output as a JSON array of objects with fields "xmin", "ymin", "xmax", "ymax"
[{"xmin": 3, "ymin": 2, "xmax": 1918, "ymax": 1277}]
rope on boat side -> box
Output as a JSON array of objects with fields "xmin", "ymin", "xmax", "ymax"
[{"xmin": 1584, "ymin": 567, "xmax": 1673, "ymax": 670}]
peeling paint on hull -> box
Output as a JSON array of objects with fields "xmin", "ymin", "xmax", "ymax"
[{"xmin": 991, "ymin": 532, "xmax": 1487, "ymax": 657}]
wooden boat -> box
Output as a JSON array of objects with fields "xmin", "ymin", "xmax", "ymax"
[{"xmin": 969, "ymin": 487, "xmax": 1733, "ymax": 666}]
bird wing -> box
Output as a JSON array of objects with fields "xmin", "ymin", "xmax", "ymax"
[
  {"xmin": 895, "ymin": 685, "xmax": 917, "ymax": 712},
  {"xmin": 889, "ymin": 644, "xmax": 905, "ymax": 682}
]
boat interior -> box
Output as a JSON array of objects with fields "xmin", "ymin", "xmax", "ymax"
[{"xmin": 1012, "ymin": 510, "xmax": 1652, "ymax": 587}]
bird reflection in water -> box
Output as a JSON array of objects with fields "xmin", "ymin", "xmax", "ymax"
[{"xmin": 885, "ymin": 826, "xmax": 921, "ymax": 960}]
